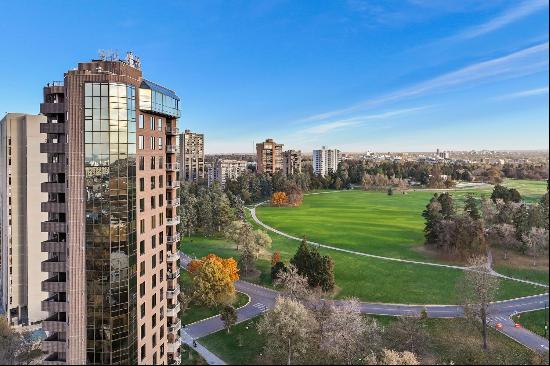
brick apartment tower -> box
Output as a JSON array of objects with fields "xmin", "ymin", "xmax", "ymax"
[
  {"xmin": 256, "ymin": 138, "xmax": 283, "ymax": 174},
  {"xmin": 178, "ymin": 129, "xmax": 204, "ymax": 182},
  {"xmin": 40, "ymin": 56, "xmax": 181, "ymax": 365}
]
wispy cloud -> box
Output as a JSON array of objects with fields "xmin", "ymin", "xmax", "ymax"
[
  {"xmin": 299, "ymin": 42, "xmax": 549, "ymax": 123},
  {"xmin": 302, "ymin": 106, "xmax": 430, "ymax": 134},
  {"xmin": 493, "ymin": 86, "xmax": 549, "ymax": 100},
  {"xmin": 449, "ymin": 0, "xmax": 548, "ymax": 41}
]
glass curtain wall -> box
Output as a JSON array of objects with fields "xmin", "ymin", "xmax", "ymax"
[{"xmin": 84, "ymin": 82, "xmax": 137, "ymax": 364}]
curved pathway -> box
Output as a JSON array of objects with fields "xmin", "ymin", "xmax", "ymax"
[
  {"xmin": 179, "ymin": 253, "xmax": 549, "ymax": 355},
  {"xmin": 249, "ymin": 203, "xmax": 548, "ymax": 289}
]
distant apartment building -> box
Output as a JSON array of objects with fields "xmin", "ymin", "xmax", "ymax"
[
  {"xmin": 39, "ymin": 55, "xmax": 181, "ymax": 365},
  {"xmin": 283, "ymin": 150, "xmax": 302, "ymax": 176},
  {"xmin": 312, "ymin": 146, "xmax": 341, "ymax": 177},
  {"xmin": 256, "ymin": 138, "xmax": 283, "ymax": 174},
  {"xmin": 0, "ymin": 113, "xmax": 49, "ymax": 326},
  {"xmin": 211, "ymin": 159, "xmax": 248, "ymax": 188},
  {"xmin": 179, "ymin": 129, "xmax": 205, "ymax": 182}
]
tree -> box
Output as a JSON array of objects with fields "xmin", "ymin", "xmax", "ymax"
[
  {"xmin": 187, "ymin": 254, "xmax": 240, "ymax": 307},
  {"xmin": 422, "ymin": 196, "xmax": 443, "ymax": 246},
  {"xmin": 387, "ymin": 187, "xmax": 394, "ymax": 196},
  {"xmin": 180, "ymin": 186, "xmax": 198, "ymax": 237},
  {"xmin": 272, "ymin": 191, "xmax": 289, "ymax": 206},
  {"xmin": 540, "ymin": 192, "xmax": 549, "ymax": 229},
  {"xmin": 457, "ymin": 256, "xmax": 500, "ymax": 350},
  {"xmin": 383, "ymin": 316, "xmax": 428, "ymax": 355},
  {"xmin": 271, "ymin": 251, "xmax": 282, "ymax": 266},
  {"xmin": 271, "ymin": 261, "xmax": 288, "ymax": 281},
  {"xmin": 274, "ymin": 264, "xmax": 311, "ymax": 302},
  {"xmin": 291, "ymin": 239, "xmax": 335, "ymax": 292},
  {"xmin": 464, "ymin": 194, "xmax": 481, "ymax": 220},
  {"xmin": 513, "ymin": 204, "xmax": 531, "ymax": 249},
  {"xmin": 487, "ymin": 223, "xmax": 518, "ymax": 260},
  {"xmin": 437, "ymin": 193, "xmax": 455, "ymax": 219},
  {"xmin": 491, "ymin": 184, "xmax": 522, "ymax": 203},
  {"xmin": 286, "ymin": 182, "xmax": 304, "ymax": 206},
  {"xmin": 366, "ymin": 349, "xmax": 420, "ymax": 365},
  {"xmin": 253, "ymin": 229, "xmax": 272, "ymax": 258},
  {"xmin": 257, "ymin": 296, "xmax": 318, "ymax": 365},
  {"xmin": 522, "ymin": 227, "xmax": 549, "ymax": 267},
  {"xmin": 220, "ymin": 305, "xmax": 238, "ymax": 333},
  {"xmin": 0, "ymin": 317, "xmax": 42, "ymax": 365}
]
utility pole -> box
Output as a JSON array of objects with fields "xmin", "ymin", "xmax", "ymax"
[{"xmin": 545, "ymin": 302, "xmax": 548, "ymax": 339}]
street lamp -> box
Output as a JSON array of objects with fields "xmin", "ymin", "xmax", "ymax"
[{"xmin": 545, "ymin": 302, "xmax": 548, "ymax": 339}]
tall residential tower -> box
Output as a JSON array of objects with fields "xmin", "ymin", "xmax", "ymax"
[
  {"xmin": 39, "ymin": 55, "xmax": 181, "ymax": 365},
  {"xmin": 256, "ymin": 138, "xmax": 283, "ymax": 175},
  {"xmin": 312, "ymin": 146, "xmax": 341, "ymax": 177},
  {"xmin": 178, "ymin": 129, "xmax": 205, "ymax": 182}
]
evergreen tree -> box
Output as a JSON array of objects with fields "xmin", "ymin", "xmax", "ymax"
[{"xmin": 464, "ymin": 194, "xmax": 481, "ymax": 220}]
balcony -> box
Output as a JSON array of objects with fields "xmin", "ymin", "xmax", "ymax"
[
  {"xmin": 166, "ymin": 232, "xmax": 180, "ymax": 244},
  {"xmin": 43, "ymin": 353, "xmax": 67, "ymax": 365},
  {"xmin": 41, "ymin": 182, "xmax": 66, "ymax": 193},
  {"xmin": 166, "ymin": 162, "xmax": 180, "ymax": 171},
  {"xmin": 166, "ymin": 127, "xmax": 179, "ymax": 136},
  {"xmin": 167, "ymin": 198, "xmax": 180, "ymax": 209},
  {"xmin": 168, "ymin": 319, "xmax": 182, "ymax": 334},
  {"xmin": 41, "ymin": 221, "xmax": 67, "ymax": 233},
  {"xmin": 42, "ymin": 278, "xmax": 67, "ymax": 292},
  {"xmin": 41, "ymin": 202, "xmax": 66, "ymax": 213},
  {"xmin": 167, "ymin": 270, "xmax": 180, "ymax": 280},
  {"xmin": 42, "ymin": 334, "xmax": 66, "ymax": 353},
  {"xmin": 166, "ymin": 337, "xmax": 181, "ymax": 354},
  {"xmin": 166, "ymin": 145, "xmax": 177, "ymax": 153},
  {"xmin": 167, "ymin": 251, "xmax": 180, "ymax": 263},
  {"xmin": 41, "ymin": 163, "xmax": 65, "ymax": 174},
  {"xmin": 42, "ymin": 315, "xmax": 67, "ymax": 332},
  {"xmin": 166, "ymin": 303, "xmax": 181, "ymax": 318},
  {"xmin": 41, "ymin": 296, "xmax": 68, "ymax": 312},
  {"xmin": 166, "ymin": 180, "xmax": 180, "ymax": 190},
  {"xmin": 166, "ymin": 286, "xmax": 181, "ymax": 300},
  {"xmin": 40, "ymin": 102, "xmax": 65, "ymax": 115},
  {"xmin": 41, "ymin": 240, "xmax": 66, "ymax": 253},
  {"xmin": 40, "ymin": 142, "xmax": 67, "ymax": 154},
  {"xmin": 41, "ymin": 258, "xmax": 66, "ymax": 273},
  {"xmin": 166, "ymin": 216, "xmax": 180, "ymax": 226},
  {"xmin": 40, "ymin": 123, "xmax": 66, "ymax": 134},
  {"xmin": 168, "ymin": 358, "xmax": 182, "ymax": 365}
]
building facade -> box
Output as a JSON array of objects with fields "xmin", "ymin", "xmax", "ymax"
[
  {"xmin": 0, "ymin": 113, "xmax": 49, "ymax": 326},
  {"xmin": 283, "ymin": 150, "xmax": 301, "ymax": 176},
  {"xmin": 312, "ymin": 146, "xmax": 341, "ymax": 177},
  {"xmin": 39, "ymin": 56, "xmax": 181, "ymax": 365},
  {"xmin": 256, "ymin": 138, "xmax": 283, "ymax": 174},
  {"xmin": 211, "ymin": 159, "xmax": 248, "ymax": 188},
  {"xmin": 178, "ymin": 130, "xmax": 204, "ymax": 182}
]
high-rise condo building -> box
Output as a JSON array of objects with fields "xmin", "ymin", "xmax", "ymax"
[
  {"xmin": 283, "ymin": 150, "xmax": 302, "ymax": 176},
  {"xmin": 39, "ymin": 54, "xmax": 181, "ymax": 365},
  {"xmin": 256, "ymin": 138, "xmax": 283, "ymax": 174},
  {"xmin": 1, "ymin": 113, "xmax": 49, "ymax": 326},
  {"xmin": 312, "ymin": 146, "xmax": 341, "ymax": 177},
  {"xmin": 178, "ymin": 129, "xmax": 204, "ymax": 182},
  {"xmin": 212, "ymin": 159, "xmax": 248, "ymax": 188}
]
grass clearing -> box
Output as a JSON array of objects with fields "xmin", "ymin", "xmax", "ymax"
[{"xmin": 513, "ymin": 309, "xmax": 549, "ymax": 340}]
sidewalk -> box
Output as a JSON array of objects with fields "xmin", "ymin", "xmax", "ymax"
[{"xmin": 181, "ymin": 330, "xmax": 227, "ymax": 365}]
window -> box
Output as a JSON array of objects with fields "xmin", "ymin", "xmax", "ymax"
[
  {"xmin": 159, "ymin": 156, "xmax": 163, "ymax": 169},
  {"xmin": 160, "ymin": 288, "xmax": 164, "ymax": 302},
  {"xmin": 159, "ymin": 230, "xmax": 164, "ymax": 243},
  {"xmin": 151, "ymin": 176, "xmax": 156, "ymax": 190},
  {"xmin": 141, "ymin": 324, "xmax": 145, "ymax": 339},
  {"xmin": 152, "ymin": 334, "xmax": 157, "ymax": 348},
  {"xmin": 139, "ymin": 198, "xmax": 144, "ymax": 212},
  {"xmin": 160, "ymin": 269, "xmax": 164, "ymax": 281},
  {"xmin": 141, "ymin": 345, "xmax": 146, "ymax": 361},
  {"xmin": 150, "ymin": 136, "xmax": 156, "ymax": 150},
  {"xmin": 150, "ymin": 156, "xmax": 156, "ymax": 170},
  {"xmin": 141, "ymin": 303, "xmax": 145, "ymax": 318},
  {"xmin": 152, "ymin": 254, "xmax": 157, "ymax": 269},
  {"xmin": 151, "ymin": 215, "xmax": 156, "ymax": 230},
  {"xmin": 140, "ymin": 240, "xmax": 145, "ymax": 255},
  {"xmin": 159, "ymin": 194, "xmax": 163, "ymax": 207},
  {"xmin": 153, "ymin": 352, "xmax": 157, "ymax": 365},
  {"xmin": 140, "ymin": 262, "xmax": 145, "ymax": 276},
  {"xmin": 140, "ymin": 177, "xmax": 145, "ymax": 192},
  {"xmin": 152, "ymin": 314, "xmax": 157, "ymax": 328},
  {"xmin": 139, "ymin": 156, "xmax": 145, "ymax": 170},
  {"xmin": 138, "ymin": 135, "xmax": 144, "ymax": 149},
  {"xmin": 140, "ymin": 219, "xmax": 145, "ymax": 234},
  {"xmin": 158, "ymin": 118, "xmax": 162, "ymax": 131},
  {"xmin": 139, "ymin": 114, "xmax": 144, "ymax": 129},
  {"xmin": 140, "ymin": 282, "xmax": 145, "ymax": 297},
  {"xmin": 152, "ymin": 274, "xmax": 157, "ymax": 288},
  {"xmin": 158, "ymin": 137, "xmax": 163, "ymax": 150},
  {"xmin": 159, "ymin": 250, "xmax": 164, "ymax": 264},
  {"xmin": 151, "ymin": 196, "xmax": 156, "ymax": 209},
  {"xmin": 150, "ymin": 116, "xmax": 155, "ymax": 130},
  {"xmin": 152, "ymin": 234, "xmax": 157, "ymax": 249},
  {"xmin": 160, "ymin": 305, "xmax": 164, "ymax": 320},
  {"xmin": 159, "ymin": 175, "xmax": 164, "ymax": 188}
]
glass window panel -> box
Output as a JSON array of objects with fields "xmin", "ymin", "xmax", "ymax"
[
  {"xmin": 92, "ymin": 83, "xmax": 100, "ymax": 96},
  {"xmin": 101, "ymin": 84, "xmax": 109, "ymax": 96},
  {"xmin": 119, "ymin": 132, "xmax": 127, "ymax": 143},
  {"xmin": 85, "ymin": 132, "xmax": 93, "ymax": 143},
  {"xmin": 100, "ymin": 120, "xmax": 109, "ymax": 131},
  {"xmin": 85, "ymin": 119, "xmax": 93, "ymax": 131},
  {"xmin": 93, "ymin": 119, "xmax": 101, "ymax": 131},
  {"xmin": 93, "ymin": 97, "xmax": 101, "ymax": 108},
  {"xmin": 110, "ymin": 132, "xmax": 119, "ymax": 144},
  {"xmin": 85, "ymin": 83, "xmax": 92, "ymax": 96}
]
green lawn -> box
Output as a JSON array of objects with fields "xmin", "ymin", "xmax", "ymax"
[
  {"xmin": 180, "ymin": 343, "xmax": 207, "ymax": 365},
  {"xmin": 513, "ymin": 309, "xmax": 549, "ymax": 340},
  {"xmin": 493, "ymin": 265, "xmax": 549, "ymax": 285},
  {"xmin": 500, "ymin": 178, "xmax": 548, "ymax": 203},
  {"xmin": 199, "ymin": 315, "xmax": 542, "ymax": 365},
  {"xmin": 179, "ymin": 270, "xmax": 249, "ymax": 325}
]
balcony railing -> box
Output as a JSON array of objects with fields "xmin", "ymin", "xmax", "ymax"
[
  {"xmin": 166, "ymin": 162, "xmax": 180, "ymax": 171},
  {"xmin": 167, "ymin": 198, "xmax": 180, "ymax": 208},
  {"xmin": 166, "ymin": 180, "xmax": 180, "ymax": 189},
  {"xmin": 166, "ymin": 145, "xmax": 177, "ymax": 153},
  {"xmin": 167, "ymin": 251, "xmax": 180, "ymax": 263},
  {"xmin": 167, "ymin": 270, "xmax": 180, "ymax": 280},
  {"xmin": 166, "ymin": 127, "xmax": 179, "ymax": 135},
  {"xmin": 166, "ymin": 216, "xmax": 180, "ymax": 226},
  {"xmin": 166, "ymin": 232, "xmax": 181, "ymax": 244},
  {"xmin": 168, "ymin": 319, "xmax": 182, "ymax": 334},
  {"xmin": 166, "ymin": 286, "xmax": 181, "ymax": 300},
  {"xmin": 166, "ymin": 303, "xmax": 181, "ymax": 317}
]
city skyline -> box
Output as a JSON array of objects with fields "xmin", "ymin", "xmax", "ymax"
[{"xmin": 0, "ymin": 0, "xmax": 548, "ymax": 153}]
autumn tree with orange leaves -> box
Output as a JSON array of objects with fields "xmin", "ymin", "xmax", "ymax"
[
  {"xmin": 187, "ymin": 254, "xmax": 240, "ymax": 307},
  {"xmin": 272, "ymin": 191, "xmax": 289, "ymax": 206}
]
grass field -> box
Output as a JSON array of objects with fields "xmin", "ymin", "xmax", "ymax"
[
  {"xmin": 179, "ymin": 270, "xmax": 249, "ymax": 325},
  {"xmin": 513, "ymin": 309, "xmax": 549, "ymax": 340},
  {"xmin": 199, "ymin": 315, "xmax": 543, "ymax": 365}
]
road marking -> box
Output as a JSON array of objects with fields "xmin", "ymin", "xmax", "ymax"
[{"xmin": 252, "ymin": 303, "xmax": 268, "ymax": 312}]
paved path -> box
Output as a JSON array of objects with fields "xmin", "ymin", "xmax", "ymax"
[
  {"xmin": 248, "ymin": 203, "xmax": 548, "ymax": 289},
  {"xmin": 181, "ymin": 330, "xmax": 227, "ymax": 365},
  {"xmin": 179, "ymin": 253, "xmax": 548, "ymax": 354}
]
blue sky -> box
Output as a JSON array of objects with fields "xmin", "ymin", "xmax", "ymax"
[{"xmin": 0, "ymin": 0, "xmax": 548, "ymax": 153}]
